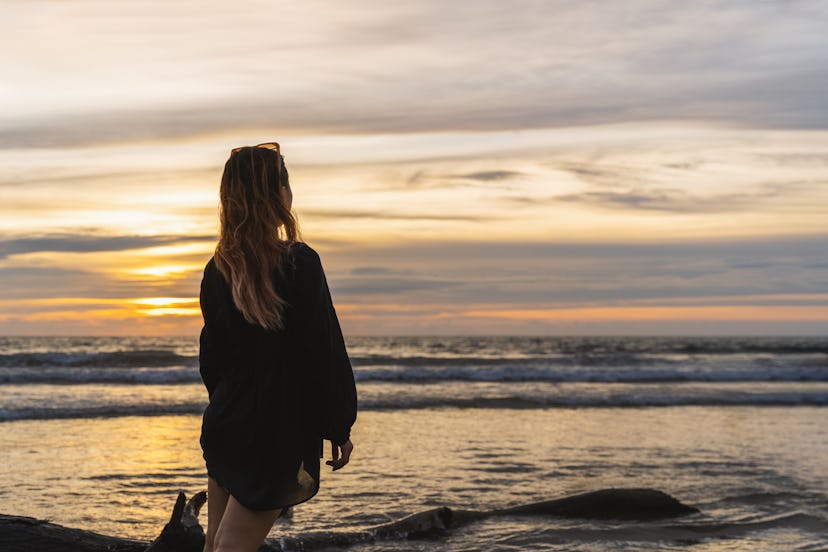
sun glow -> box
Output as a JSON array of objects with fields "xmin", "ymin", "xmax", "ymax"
[
  {"xmin": 131, "ymin": 265, "xmax": 201, "ymax": 278},
  {"xmin": 139, "ymin": 307, "xmax": 201, "ymax": 317},
  {"xmin": 131, "ymin": 297, "xmax": 198, "ymax": 307},
  {"xmin": 140, "ymin": 242, "xmax": 215, "ymax": 257}
]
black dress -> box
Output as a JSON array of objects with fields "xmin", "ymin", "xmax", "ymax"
[{"xmin": 198, "ymin": 242, "xmax": 357, "ymax": 511}]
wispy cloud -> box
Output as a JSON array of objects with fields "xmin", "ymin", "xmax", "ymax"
[
  {"xmin": 550, "ymin": 181, "xmax": 828, "ymax": 213},
  {"xmin": 397, "ymin": 169, "xmax": 525, "ymax": 191},
  {"xmin": 448, "ymin": 170, "xmax": 525, "ymax": 182},
  {"xmin": 553, "ymin": 161, "xmax": 656, "ymax": 189},
  {"xmin": 300, "ymin": 208, "xmax": 495, "ymax": 222},
  {"xmin": 506, "ymin": 180, "xmax": 828, "ymax": 214},
  {"xmin": 0, "ymin": 232, "xmax": 215, "ymax": 260}
]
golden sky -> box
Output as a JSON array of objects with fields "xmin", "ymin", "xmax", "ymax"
[{"xmin": 2, "ymin": 1, "xmax": 828, "ymax": 335}]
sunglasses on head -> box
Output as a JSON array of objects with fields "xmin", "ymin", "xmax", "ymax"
[
  {"xmin": 230, "ymin": 142, "xmax": 287, "ymax": 185},
  {"xmin": 231, "ymin": 142, "xmax": 280, "ymax": 155}
]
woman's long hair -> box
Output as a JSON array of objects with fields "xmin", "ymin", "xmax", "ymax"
[{"xmin": 214, "ymin": 146, "xmax": 299, "ymax": 330}]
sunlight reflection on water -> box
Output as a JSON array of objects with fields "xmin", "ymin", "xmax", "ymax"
[{"xmin": 1, "ymin": 407, "xmax": 826, "ymax": 550}]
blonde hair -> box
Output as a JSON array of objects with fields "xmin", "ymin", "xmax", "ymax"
[{"xmin": 214, "ymin": 146, "xmax": 299, "ymax": 330}]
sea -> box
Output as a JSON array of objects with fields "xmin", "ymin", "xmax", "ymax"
[{"xmin": 0, "ymin": 335, "xmax": 826, "ymax": 551}]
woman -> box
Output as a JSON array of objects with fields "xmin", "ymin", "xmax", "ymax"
[{"xmin": 198, "ymin": 142, "xmax": 357, "ymax": 552}]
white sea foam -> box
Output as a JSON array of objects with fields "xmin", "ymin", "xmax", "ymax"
[{"xmin": 0, "ymin": 336, "xmax": 826, "ymax": 421}]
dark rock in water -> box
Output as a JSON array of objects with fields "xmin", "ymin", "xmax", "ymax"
[
  {"xmin": 0, "ymin": 491, "xmax": 205, "ymax": 552},
  {"xmin": 493, "ymin": 488, "xmax": 700, "ymax": 520},
  {"xmin": 0, "ymin": 487, "xmax": 698, "ymax": 552},
  {"xmin": 0, "ymin": 514, "xmax": 146, "ymax": 552}
]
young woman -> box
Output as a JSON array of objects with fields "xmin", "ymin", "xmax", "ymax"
[{"xmin": 198, "ymin": 142, "xmax": 357, "ymax": 552}]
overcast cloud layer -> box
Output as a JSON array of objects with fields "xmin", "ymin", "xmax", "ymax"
[{"xmin": 2, "ymin": 1, "xmax": 828, "ymax": 147}]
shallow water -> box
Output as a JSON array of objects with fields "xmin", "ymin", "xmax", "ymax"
[
  {"xmin": 1, "ymin": 335, "xmax": 826, "ymax": 549},
  {"xmin": 1, "ymin": 407, "xmax": 826, "ymax": 550}
]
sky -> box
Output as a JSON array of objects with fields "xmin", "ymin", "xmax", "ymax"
[{"xmin": 1, "ymin": 0, "xmax": 828, "ymax": 336}]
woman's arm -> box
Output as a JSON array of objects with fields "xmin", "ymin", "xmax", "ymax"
[
  {"xmin": 198, "ymin": 260, "xmax": 225, "ymax": 397},
  {"xmin": 293, "ymin": 245, "xmax": 358, "ymax": 448}
]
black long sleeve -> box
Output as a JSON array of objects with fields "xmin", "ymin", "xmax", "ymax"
[
  {"xmin": 198, "ymin": 262, "xmax": 226, "ymax": 398},
  {"xmin": 291, "ymin": 244, "xmax": 358, "ymax": 446}
]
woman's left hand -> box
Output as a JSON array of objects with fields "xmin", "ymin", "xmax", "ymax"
[{"xmin": 326, "ymin": 439, "xmax": 354, "ymax": 471}]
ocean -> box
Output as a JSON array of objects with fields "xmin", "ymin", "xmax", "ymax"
[{"xmin": 1, "ymin": 335, "xmax": 826, "ymax": 550}]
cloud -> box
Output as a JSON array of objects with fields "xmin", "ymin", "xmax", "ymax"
[
  {"xmin": 0, "ymin": 267, "xmax": 115, "ymax": 300},
  {"xmin": 0, "ymin": 232, "xmax": 216, "ymax": 260},
  {"xmin": 555, "ymin": 190, "xmax": 687, "ymax": 211},
  {"xmin": 350, "ymin": 266, "xmax": 396, "ymax": 275},
  {"xmin": 449, "ymin": 170, "xmax": 525, "ymax": 182},
  {"xmin": 336, "ymin": 265, "xmax": 461, "ymax": 295},
  {"xmin": 2, "ymin": 1, "xmax": 828, "ymax": 148},
  {"xmin": 0, "ymin": 263, "xmax": 205, "ymax": 301},
  {"xmin": 334, "ymin": 275, "xmax": 460, "ymax": 296},
  {"xmin": 319, "ymin": 234, "xmax": 828, "ymax": 305},
  {"xmin": 394, "ymin": 169, "xmax": 525, "ymax": 191},
  {"xmin": 299, "ymin": 208, "xmax": 494, "ymax": 222},
  {"xmin": 10, "ymin": 233, "xmax": 825, "ymax": 307},
  {"xmin": 554, "ymin": 161, "xmax": 655, "ymax": 189},
  {"xmin": 2, "ymin": 233, "xmax": 826, "ymax": 334},
  {"xmin": 319, "ymin": 234, "xmax": 828, "ymax": 265},
  {"xmin": 506, "ymin": 179, "xmax": 828, "ymax": 213},
  {"xmin": 754, "ymin": 153, "xmax": 828, "ymax": 168}
]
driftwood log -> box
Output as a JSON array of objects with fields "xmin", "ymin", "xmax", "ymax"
[{"xmin": 0, "ymin": 488, "xmax": 699, "ymax": 552}]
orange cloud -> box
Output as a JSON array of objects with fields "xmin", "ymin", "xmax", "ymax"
[
  {"xmin": 456, "ymin": 305, "xmax": 828, "ymax": 321},
  {"xmin": 2, "ymin": 297, "xmax": 827, "ymax": 336}
]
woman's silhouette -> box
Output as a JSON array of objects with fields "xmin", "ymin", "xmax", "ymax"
[{"xmin": 198, "ymin": 142, "xmax": 357, "ymax": 552}]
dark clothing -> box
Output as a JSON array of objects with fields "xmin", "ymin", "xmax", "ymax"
[{"xmin": 198, "ymin": 242, "xmax": 357, "ymax": 511}]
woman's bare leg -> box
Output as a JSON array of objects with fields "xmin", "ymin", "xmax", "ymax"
[
  {"xmin": 204, "ymin": 476, "xmax": 230, "ymax": 552},
  {"xmin": 213, "ymin": 495, "xmax": 282, "ymax": 552}
]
